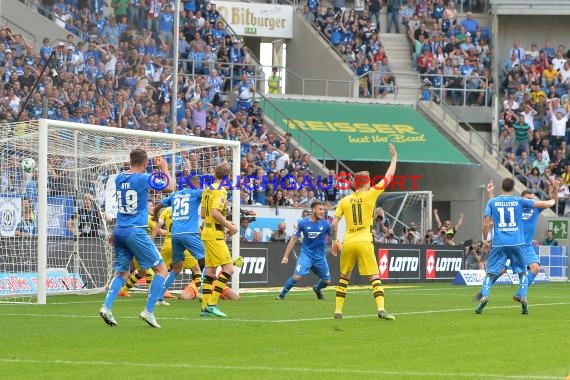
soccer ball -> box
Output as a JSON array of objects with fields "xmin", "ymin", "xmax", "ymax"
[{"xmin": 21, "ymin": 158, "xmax": 37, "ymax": 173}]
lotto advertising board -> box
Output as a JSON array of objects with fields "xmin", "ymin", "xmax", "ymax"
[
  {"xmin": 378, "ymin": 248, "xmax": 421, "ymax": 280},
  {"xmin": 425, "ymin": 248, "xmax": 465, "ymax": 280}
]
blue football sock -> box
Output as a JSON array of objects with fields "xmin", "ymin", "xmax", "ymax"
[
  {"xmin": 104, "ymin": 276, "xmax": 126, "ymax": 309},
  {"xmin": 280, "ymin": 276, "xmax": 297, "ymax": 297},
  {"xmin": 517, "ymin": 272, "xmax": 528, "ymax": 300},
  {"xmin": 146, "ymin": 274, "xmax": 165, "ymax": 313},
  {"xmin": 527, "ymin": 271, "xmax": 537, "ymax": 288},
  {"xmin": 158, "ymin": 271, "xmax": 177, "ymax": 301},
  {"xmin": 481, "ymin": 275, "xmax": 493, "ymax": 298},
  {"xmin": 315, "ymin": 280, "xmax": 328, "ymax": 292}
]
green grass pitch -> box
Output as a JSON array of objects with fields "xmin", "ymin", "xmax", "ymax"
[{"xmin": 1, "ymin": 282, "xmax": 569, "ymax": 379}]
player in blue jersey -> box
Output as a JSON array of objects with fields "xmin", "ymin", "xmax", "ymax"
[
  {"xmin": 473, "ymin": 179, "xmax": 560, "ymax": 304},
  {"xmin": 475, "ymin": 178, "xmax": 555, "ymax": 315},
  {"xmin": 276, "ymin": 201, "xmax": 335, "ymax": 300},
  {"xmin": 99, "ymin": 149, "xmax": 174, "ymax": 328},
  {"xmin": 152, "ymin": 176, "xmax": 205, "ymax": 303}
]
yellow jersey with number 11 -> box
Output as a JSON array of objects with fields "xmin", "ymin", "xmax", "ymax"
[{"xmin": 335, "ymin": 185, "xmax": 384, "ymax": 244}]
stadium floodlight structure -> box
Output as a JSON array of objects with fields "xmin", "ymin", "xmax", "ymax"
[{"xmin": 0, "ymin": 119, "xmax": 240, "ymax": 304}]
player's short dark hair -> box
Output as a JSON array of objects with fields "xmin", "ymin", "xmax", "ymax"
[
  {"xmin": 501, "ymin": 178, "xmax": 515, "ymax": 192},
  {"xmin": 130, "ymin": 149, "xmax": 148, "ymax": 166},
  {"xmin": 310, "ymin": 201, "xmax": 324, "ymax": 210},
  {"xmin": 521, "ymin": 189, "xmax": 532, "ymax": 196}
]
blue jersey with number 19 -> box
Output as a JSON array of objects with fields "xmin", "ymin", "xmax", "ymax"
[
  {"xmin": 160, "ymin": 188, "xmax": 203, "ymax": 234},
  {"xmin": 115, "ymin": 172, "xmax": 151, "ymax": 228},
  {"xmin": 485, "ymin": 195, "xmax": 535, "ymax": 247}
]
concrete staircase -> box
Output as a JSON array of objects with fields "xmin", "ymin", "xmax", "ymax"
[
  {"xmin": 417, "ymin": 100, "xmax": 556, "ymax": 233},
  {"xmin": 379, "ymin": 33, "xmax": 419, "ymax": 104}
]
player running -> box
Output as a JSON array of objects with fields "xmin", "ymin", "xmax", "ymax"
[{"xmin": 276, "ymin": 201, "xmax": 334, "ymax": 300}]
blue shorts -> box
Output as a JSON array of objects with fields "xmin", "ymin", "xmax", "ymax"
[
  {"xmin": 171, "ymin": 233, "xmax": 205, "ymax": 263},
  {"xmin": 521, "ymin": 244, "xmax": 539, "ymax": 267},
  {"xmin": 487, "ymin": 245, "xmax": 525, "ymax": 274},
  {"xmin": 114, "ymin": 228, "xmax": 163, "ymax": 272},
  {"xmin": 294, "ymin": 253, "xmax": 330, "ymax": 281}
]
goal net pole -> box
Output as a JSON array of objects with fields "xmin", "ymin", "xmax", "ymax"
[{"xmin": 37, "ymin": 119, "xmax": 48, "ymax": 304}]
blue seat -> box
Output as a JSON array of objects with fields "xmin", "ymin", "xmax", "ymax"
[{"xmin": 480, "ymin": 26, "xmax": 490, "ymax": 41}]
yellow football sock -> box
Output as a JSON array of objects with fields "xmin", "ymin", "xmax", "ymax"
[
  {"xmin": 371, "ymin": 278, "xmax": 385, "ymax": 311},
  {"xmin": 201, "ymin": 275, "xmax": 214, "ymax": 310},
  {"xmin": 209, "ymin": 272, "xmax": 231, "ymax": 306},
  {"xmin": 335, "ymin": 277, "xmax": 349, "ymax": 314}
]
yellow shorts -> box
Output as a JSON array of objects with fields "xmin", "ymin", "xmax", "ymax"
[
  {"xmin": 161, "ymin": 239, "xmax": 199, "ymax": 269},
  {"xmin": 339, "ymin": 241, "xmax": 379, "ymax": 276},
  {"xmin": 204, "ymin": 239, "xmax": 232, "ymax": 268}
]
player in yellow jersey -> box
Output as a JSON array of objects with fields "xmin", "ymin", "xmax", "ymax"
[
  {"xmin": 200, "ymin": 163, "xmax": 238, "ymax": 317},
  {"xmin": 151, "ymin": 205, "xmax": 204, "ymax": 304},
  {"xmin": 332, "ymin": 143, "xmax": 398, "ymax": 320},
  {"xmin": 118, "ymin": 201, "xmax": 166, "ymax": 297}
]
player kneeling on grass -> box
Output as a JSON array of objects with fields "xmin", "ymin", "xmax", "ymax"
[
  {"xmin": 180, "ymin": 256, "xmax": 244, "ymax": 301},
  {"xmin": 276, "ymin": 201, "xmax": 334, "ymax": 300}
]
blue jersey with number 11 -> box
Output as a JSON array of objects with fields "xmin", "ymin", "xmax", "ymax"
[
  {"xmin": 485, "ymin": 195, "xmax": 535, "ymax": 247},
  {"xmin": 115, "ymin": 172, "xmax": 151, "ymax": 228}
]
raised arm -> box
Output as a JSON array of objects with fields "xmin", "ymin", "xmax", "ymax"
[
  {"xmin": 533, "ymin": 199, "xmax": 556, "ymax": 209},
  {"xmin": 455, "ymin": 212, "xmax": 464, "ymax": 230},
  {"xmin": 433, "ymin": 209, "xmax": 442, "ymax": 229},
  {"xmin": 374, "ymin": 143, "xmax": 398, "ymax": 190}
]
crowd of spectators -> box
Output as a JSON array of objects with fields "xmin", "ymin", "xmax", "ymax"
[
  {"xmin": 304, "ymin": 0, "xmax": 395, "ymax": 97},
  {"xmin": 305, "ymin": 0, "xmax": 492, "ymax": 103},
  {"xmin": 498, "ymin": 39, "xmax": 570, "ymax": 214},
  {"xmin": 408, "ymin": 4, "xmax": 492, "ymax": 106},
  {"xmin": 0, "ymin": 0, "xmax": 346, "ymax": 214}
]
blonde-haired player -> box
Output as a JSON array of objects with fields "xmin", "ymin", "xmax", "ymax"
[
  {"xmin": 200, "ymin": 163, "xmax": 239, "ymax": 317},
  {"xmin": 332, "ymin": 143, "xmax": 398, "ymax": 320}
]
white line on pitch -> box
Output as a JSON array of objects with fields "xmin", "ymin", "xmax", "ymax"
[
  {"xmin": 1, "ymin": 301, "xmax": 569, "ymax": 323},
  {"xmin": 0, "ymin": 358, "xmax": 560, "ymax": 379}
]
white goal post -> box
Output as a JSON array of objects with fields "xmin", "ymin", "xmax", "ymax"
[{"xmin": 0, "ymin": 119, "xmax": 240, "ymax": 304}]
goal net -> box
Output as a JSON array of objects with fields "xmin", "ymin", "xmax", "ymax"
[{"xmin": 0, "ymin": 119, "xmax": 240, "ymax": 304}]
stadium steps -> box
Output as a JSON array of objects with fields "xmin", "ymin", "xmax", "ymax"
[{"xmin": 380, "ymin": 34, "xmax": 419, "ymax": 104}]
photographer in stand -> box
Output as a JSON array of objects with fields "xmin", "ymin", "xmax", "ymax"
[
  {"xmin": 401, "ymin": 222, "xmax": 422, "ymax": 244},
  {"xmin": 270, "ymin": 222, "xmax": 289, "ymax": 242}
]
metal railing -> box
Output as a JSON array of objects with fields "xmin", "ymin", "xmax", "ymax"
[{"xmin": 421, "ymin": 88, "xmax": 552, "ymax": 202}]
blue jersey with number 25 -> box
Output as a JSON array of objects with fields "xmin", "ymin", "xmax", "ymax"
[{"xmin": 485, "ymin": 195, "xmax": 535, "ymax": 247}]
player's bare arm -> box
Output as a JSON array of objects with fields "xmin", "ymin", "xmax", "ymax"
[
  {"xmin": 375, "ymin": 143, "xmax": 398, "ymax": 189},
  {"xmin": 482, "ymin": 216, "xmax": 492, "ymax": 242},
  {"xmin": 331, "ymin": 217, "xmax": 342, "ymax": 256},
  {"xmin": 211, "ymin": 208, "xmax": 238, "ymax": 235},
  {"xmin": 281, "ymin": 235, "xmax": 299, "ymax": 264}
]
